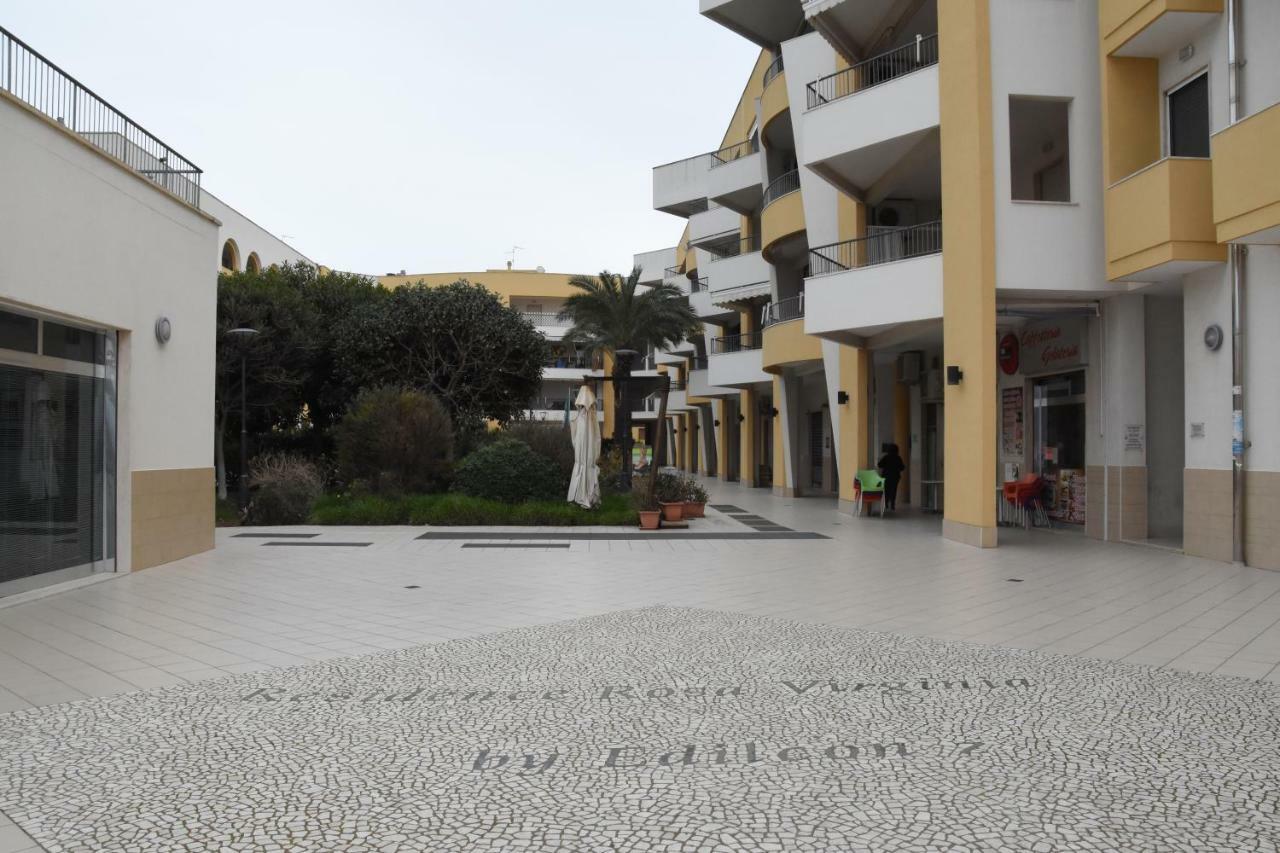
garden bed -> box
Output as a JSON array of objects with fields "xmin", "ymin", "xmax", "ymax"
[{"xmin": 309, "ymin": 493, "xmax": 638, "ymax": 527}]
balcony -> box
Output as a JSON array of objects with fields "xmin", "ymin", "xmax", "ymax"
[
  {"xmin": 700, "ymin": 0, "xmax": 804, "ymax": 49},
  {"xmin": 705, "ymin": 237, "xmax": 771, "ymax": 303},
  {"xmin": 762, "ymin": 295, "xmax": 822, "ymax": 372},
  {"xmin": 707, "ymin": 138, "xmax": 764, "ymax": 214},
  {"xmin": 1105, "ymin": 157, "xmax": 1225, "ymax": 282},
  {"xmin": 520, "ymin": 311, "xmax": 574, "ymax": 339},
  {"xmin": 688, "ymin": 204, "xmax": 743, "ymax": 249},
  {"xmin": 760, "ymin": 171, "xmax": 805, "ymax": 261},
  {"xmin": 802, "ymin": 37, "xmax": 939, "ymax": 199},
  {"xmin": 689, "ymin": 273, "xmax": 738, "ymax": 324},
  {"xmin": 803, "ymin": 0, "xmax": 933, "ymax": 63},
  {"xmin": 653, "ymin": 152, "xmax": 713, "ymax": 217},
  {"xmin": 1212, "ymin": 103, "xmax": 1280, "ymax": 244},
  {"xmin": 688, "ymin": 366, "xmax": 736, "ymax": 399},
  {"xmin": 1101, "ymin": 0, "xmax": 1222, "ymax": 57},
  {"xmin": 633, "ymin": 246, "xmax": 677, "ymax": 285},
  {"xmin": 708, "ymin": 332, "xmax": 771, "ymax": 388},
  {"xmin": 805, "ymin": 222, "xmax": 943, "ymax": 342},
  {"xmin": 0, "ymin": 26, "xmax": 202, "ymax": 208},
  {"xmin": 761, "ymin": 56, "xmax": 790, "ymax": 146}
]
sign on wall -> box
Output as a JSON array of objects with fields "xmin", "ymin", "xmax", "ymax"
[
  {"xmin": 1017, "ymin": 318, "xmax": 1087, "ymax": 373},
  {"xmin": 1002, "ymin": 387, "xmax": 1025, "ymax": 458}
]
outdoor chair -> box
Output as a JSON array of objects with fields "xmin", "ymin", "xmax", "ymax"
[{"xmin": 854, "ymin": 469, "xmax": 886, "ymax": 518}]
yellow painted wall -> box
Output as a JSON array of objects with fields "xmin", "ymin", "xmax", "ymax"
[
  {"xmin": 602, "ymin": 351, "xmax": 616, "ymax": 439},
  {"xmin": 836, "ymin": 345, "xmax": 869, "ymax": 504},
  {"xmin": 772, "ymin": 376, "xmax": 788, "ymax": 491},
  {"xmin": 378, "ymin": 268, "xmax": 582, "ymax": 302},
  {"xmin": 762, "ymin": 319, "xmax": 823, "ymax": 372},
  {"xmin": 739, "ymin": 389, "xmax": 758, "ymax": 486},
  {"xmin": 761, "ymin": 191, "xmax": 806, "ymax": 262},
  {"xmin": 1105, "ymin": 157, "xmax": 1225, "ymax": 279},
  {"xmin": 760, "ymin": 70, "xmax": 790, "ymax": 140},
  {"xmin": 1101, "ymin": 57, "xmax": 1160, "ymax": 184},
  {"xmin": 1101, "ymin": 0, "xmax": 1222, "ymax": 56},
  {"xmin": 719, "ymin": 50, "xmax": 772, "ymax": 150},
  {"xmin": 718, "ymin": 400, "xmax": 733, "ymax": 480},
  {"xmin": 939, "ymin": 0, "xmax": 998, "ymax": 545},
  {"xmin": 1212, "ymin": 102, "xmax": 1280, "ymax": 242},
  {"xmin": 836, "ymin": 191, "xmax": 865, "ymax": 242}
]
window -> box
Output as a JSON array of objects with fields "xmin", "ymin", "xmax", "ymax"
[
  {"xmin": 0, "ymin": 310, "xmax": 38, "ymax": 354},
  {"xmin": 246, "ymin": 252, "xmax": 262, "ymax": 274},
  {"xmin": 1168, "ymin": 72, "xmax": 1209, "ymax": 157},
  {"xmin": 1009, "ymin": 97, "xmax": 1071, "ymax": 202},
  {"xmin": 221, "ymin": 239, "xmax": 240, "ymax": 271}
]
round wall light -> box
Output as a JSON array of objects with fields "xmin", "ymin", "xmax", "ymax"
[
  {"xmin": 154, "ymin": 316, "xmax": 172, "ymax": 344},
  {"xmin": 1204, "ymin": 324, "xmax": 1223, "ymax": 351}
]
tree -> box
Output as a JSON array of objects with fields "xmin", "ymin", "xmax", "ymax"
[
  {"xmin": 558, "ymin": 267, "xmax": 702, "ymax": 487},
  {"xmin": 215, "ymin": 269, "xmax": 318, "ymax": 500},
  {"xmin": 333, "ymin": 281, "xmax": 548, "ymax": 437}
]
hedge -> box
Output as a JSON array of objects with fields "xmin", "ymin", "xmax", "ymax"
[{"xmin": 310, "ymin": 492, "xmax": 637, "ymax": 527}]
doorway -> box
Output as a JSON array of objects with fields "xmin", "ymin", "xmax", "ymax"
[
  {"xmin": 1032, "ymin": 371, "xmax": 1087, "ymax": 524},
  {"xmin": 922, "ymin": 401, "xmax": 944, "ymax": 511}
]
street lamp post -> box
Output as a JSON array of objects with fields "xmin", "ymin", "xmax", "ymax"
[{"xmin": 226, "ymin": 327, "xmax": 259, "ymax": 511}]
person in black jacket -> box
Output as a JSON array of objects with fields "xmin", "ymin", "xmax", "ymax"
[{"xmin": 878, "ymin": 443, "xmax": 906, "ymax": 511}]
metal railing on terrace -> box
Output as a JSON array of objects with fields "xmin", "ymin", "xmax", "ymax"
[
  {"xmin": 522, "ymin": 311, "xmax": 573, "ymax": 327},
  {"xmin": 690, "ymin": 277, "xmax": 710, "ymax": 293},
  {"xmin": 544, "ymin": 355, "xmax": 600, "ymax": 370},
  {"xmin": 710, "ymin": 137, "xmax": 760, "ymax": 167},
  {"xmin": 806, "ymin": 34, "xmax": 939, "ymax": 109},
  {"xmin": 708, "ymin": 233, "xmax": 762, "ymax": 261},
  {"xmin": 711, "ymin": 331, "xmax": 764, "ymax": 354},
  {"xmin": 762, "ymin": 294, "xmax": 804, "ymax": 327},
  {"xmin": 763, "ymin": 54, "xmax": 785, "ymax": 87},
  {"xmin": 763, "ymin": 170, "xmax": 801, "ymax": 208},
  {"xmin": 808, "ymin": 221, "xmax": 942, "ymax": 277},
  {"xmin": 1, "ymin": 26, "xmax": 203, "ymax": 208}
]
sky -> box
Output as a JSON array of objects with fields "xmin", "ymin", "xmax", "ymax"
[{"xmin": 5, "ymin": 0, "xmax": 761, "ymax": 276}]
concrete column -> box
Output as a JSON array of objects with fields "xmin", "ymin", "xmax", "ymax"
[
  {"xmin": 602, "ymin": 351, "xmax": 616, "ymax": 440},
  {"xmin": 740, "ymin": 388, "xmax": 759, "ymax": 487},
  {"xmin": 1093, "ymin": 293, "xmax": 1148, "ymax": 542},
  {"xmin": 773, "ymin": 373, "xmax": 804, "ymax": 496},
  {"xmin": 717, "ymin": 399, "xmax": 733, "ymax": 480},
  {"xmin": 940, "ymin": 0, "xmax": 998, "ymax": 548}
]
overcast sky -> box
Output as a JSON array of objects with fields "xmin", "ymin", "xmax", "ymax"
[{"xmin": 6, "ymin": 0, "xmax": 759, "ymax": 275}]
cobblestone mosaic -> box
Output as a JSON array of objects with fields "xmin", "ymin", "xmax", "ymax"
[{"xmin": 1, "ymin": 606, "xmax": 1278, "ymax": 851}]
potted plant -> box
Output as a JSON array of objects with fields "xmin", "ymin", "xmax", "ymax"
[
  {"xmin": 633, "ymin": 475, "xmax": 661, "ymax": 530},
  {"xmin": 655, "ymin": 471, "xmax": 685, "ymax": 522},
  {"xmin": 682, "ymin": 476, "xmax": 708, "ymax": 519}
]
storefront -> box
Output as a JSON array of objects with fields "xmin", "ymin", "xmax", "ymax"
[{"xmin": 0, "ymin": 307, "xmax": 117, "ymax": 595}]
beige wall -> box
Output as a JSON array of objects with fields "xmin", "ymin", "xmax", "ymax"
[{"xmin": 132, "ymin": 468, "xmax": 216, "ymax": 571}]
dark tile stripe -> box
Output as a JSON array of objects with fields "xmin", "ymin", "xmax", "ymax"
[
  {"xmin": 261, "ymin": 542, "xmax": 372, "ymax": 547},
  {"xmin": 234, "ymin": 533, "xmax": 320, "ymax": 539},
  {"xmin": 416, "ymin": 532, "xmax": 828, "ymax": 541},
  {"xmin": 461, "ymin": 543, "xmax": 571, "ymax": 549}
]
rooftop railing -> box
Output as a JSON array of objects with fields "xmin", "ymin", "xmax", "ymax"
[
  {"xmin": 808, "ymin": 221, "xmax": 942, "ymax": 277},
  {"xmin": 710, "ymin": 137, "xmax": 760, "ymax": 167},
  {"xmin": 763, "ymin": 54, "xmax": 785, "ymax": 88},
  {"xmin": 711, "ymin": 331, "xmax": 764, "ymax": 354},
  {"xmin": 762, "ymin": 294, "xmax": 804, "ymax": 327},
  {"xmin": 1, "ymin": 26, "xmax": 203, "ymax": 208},
  {"xmin": 806, "ymin": 34, "xmax": 939, "ymax": 110},
  {"xmin": 763, "ymin": 170, "xmax": 801, "ymax": 208}
]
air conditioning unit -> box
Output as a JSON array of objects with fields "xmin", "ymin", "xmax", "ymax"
[{"xmin": 897, "ymin": 351, "xmax": 924, "ymax": 385}]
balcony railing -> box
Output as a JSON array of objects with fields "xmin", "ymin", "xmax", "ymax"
[
  {"xmin": 806, "ymin": 34, "xmax": 939, "ymax": 110},
  {"xmin": 711, "ymin": 331, "xmax": 764, "ymax": 354},
  {"xmin": 763, "ymin": 54, "xmax": 785, "ymax": 88},
  {"xmin": 708, "ymin": 233, "xmax": 762, "ymax": 261},
  {"xmin": 544, "ymin": 355, "xmax": 599, "ymax": 370},
  {"xmin": 522, "ymin": 311, "xmax": 572, "ymax": 327},
  {"xmin": 808, "ymin": 221, "xmax": 942, "ymax": 277},
  {"xmin": 710, "ymin": 137, "xmax": 760, "ymax": 167},
  {"xmin": 690, "ymin": 276, "xmax": 710, "ymax": 293},
  {"xmin": 763, "ymin": 170, "xmax": 801, "ymax": 208},
  {"xmin": 691, "ymin": 355, "xmax": 709, "ymax": 370},
  {"xmin": 762, "ymin": 294, "xmax": 804, "ymax": 327},
  {"xmin": 1, "ymin": 26, "xmax": 203, "ymax": 208}
]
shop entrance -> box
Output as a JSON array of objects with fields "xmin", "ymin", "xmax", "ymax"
[
  {"xmin": 1032, "ymin": 371, "xmax": 1087, "ymax": 525},
  {"xmin": 921, "ymin": 401, "xmax": 944, "ymax": 511},
  {"xmin": 0, "ymin": 310, "xmax": 116, "ymax": 597}
]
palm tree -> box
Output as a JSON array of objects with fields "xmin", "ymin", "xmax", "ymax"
[{"xmin": 559, "ymin": 266, "xmax": 703, "ymax": 488}]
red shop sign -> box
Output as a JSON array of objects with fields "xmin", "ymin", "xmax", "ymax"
[{"xmin": 998, "ymin": 333, "xmax": 1020, "ymax": 375}]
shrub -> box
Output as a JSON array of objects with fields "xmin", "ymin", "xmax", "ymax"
[
  {"xmin": 683, "ymin": 476, "xmax": 709, "ymax": 503},
  {"xmin": 247, "ymin": 453, "xmax": 324, "ymax": 525},
  {"xmin": 453, "ymin": 439, "xmax": 563, "ymax": 504},
  {"xmin": 653, "ymin": 471, "xmax": 685, "ymax": 504},
  {"xmin": 502, "ymin": 421, "xmax": 575, "ymax": 486},
  {"xmin": 309, "ymin": 492, "xmax": 636, "ymax": 526},
  {"xmin": 334, "ymin": 386, "xmax": 453, "ymax": 494},
  {"xmin": 598, "ymin": 446, "xmax": 625, "ymax": 494},
  {"xmin": 631, "ymin": 475, "xmax": 658, "ymax": 512}
]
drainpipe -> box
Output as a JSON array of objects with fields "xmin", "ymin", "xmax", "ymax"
[{"xmin": 1227, "ymin": 0, "xmax": 1247, "ymax": 563}]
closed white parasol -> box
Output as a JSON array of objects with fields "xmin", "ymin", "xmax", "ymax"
[{"xmin": 567, "ymin": 384, "xmax": 601, "ymax": 508}]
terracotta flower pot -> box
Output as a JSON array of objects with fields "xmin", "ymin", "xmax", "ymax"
[
  {"xmin": 659, "ymin": 502, "xmax": 684, "ymax": 522},
  {"xmin": 683, "ymin": 501, "xmax": 705, "ymax": 519},
  {"xmin": 638, "ymin": 510, "xmax": 661, "ymax": 530}
]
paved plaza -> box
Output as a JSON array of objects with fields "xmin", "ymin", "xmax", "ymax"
[{"xmin": 2, "ymin": 482, "xmax": 1280, "ymax": 850}]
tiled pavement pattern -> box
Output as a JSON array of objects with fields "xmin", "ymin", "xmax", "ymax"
[
  {"xmin": 2, "ymin": 606, "xmax": 1278, "ymax": 851},
  {"xmin": 1, "ymin": 481, "xmax": 1280, "ymax": 848}
]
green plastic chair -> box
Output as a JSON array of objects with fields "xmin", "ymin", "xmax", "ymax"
[{"xmin": 855, "ymin": 469, "xmax": 886, "ymax": 518}]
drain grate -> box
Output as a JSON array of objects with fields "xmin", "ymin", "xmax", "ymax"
[{"xmin": 709, "ymin": 504, "xmax": 746, "ymax": 513}]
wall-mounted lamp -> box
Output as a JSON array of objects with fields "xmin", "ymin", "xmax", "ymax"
[
  {"xmin": 836, "ymin": 390, "xmax": 849, "ymax": 405},
  {"xmin": 713, "ymin": 419, "xmax": 721, "ymax": 427},
  {"xmin": 946, "ymin": 365, "xmax": 964, "ymax": 386},
  {"xmin": 738, "ymin": 414, "xmax": 746, "ymax": 423},
  {"xmin": 154, "ymin": 316, "xmax": 172, "ymax": 344}
]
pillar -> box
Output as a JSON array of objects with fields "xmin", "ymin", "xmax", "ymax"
[
  {"xmin": 831, "ymin": 343, "xmax": 870, "ymax": 512},
  {"xmin": 940, "ymin": 0, "xmax": 998, "ymax": 547},
  {"xmin": 602, "ymin": 351, "xmax": 616, "ymax": 442},
  {"xmin": 740, "ymin": 389, "xmax": 758, "ymax": 487},
  {"xmin": 893, "ymin": 380, "xmax": 911, "ymax": 505}
]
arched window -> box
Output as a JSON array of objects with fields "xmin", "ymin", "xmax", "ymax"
[
  {"xmin": 246, "ymin": 252, "xmax": 262, "ymax": 274},
  {"xmin": 221, "ymin": 239, "xmax": 240, "ymax": 271}
]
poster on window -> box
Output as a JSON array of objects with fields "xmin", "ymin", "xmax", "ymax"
[{"xmin": 1002, "ymin": 387, "xmax": 1024, "ymax": 458}]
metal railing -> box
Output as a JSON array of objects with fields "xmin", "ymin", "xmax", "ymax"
[
  {"xmin": 691, "ymin": 355, "xmax": 709, "ymax": 370},
  {"xmin": 711, "ymin": 331, "xmax": 764, "ymax": 354},
  {"xmin": 808, "ymin": 221, "xmax": 942, "ymax": 277},
  {"xmin": 806, "ymin": 34, "xmax": 939, "ymax": 109},
  {"xmin": 763, "ymin": 54, "xmax": 785, "ymax": 87},
  {"xmin": 544, "ymin": 355, "xmax": 599, "ymax": 370},
  {"xmin": 710, "ymin": 136, "xmax": 760, "ymax": 167},
  {"xmin": 522, "ymin": 311, "xmax": 573, "ymax": 327},
  {"xmin": 708, "ymin": 233, "xmax": 762, "ymax": 261},
  {"xmin": 762, "ymin": 294, "xmax": 805, "ymax": 327},
  {"xmin": 1, "ymin": 26, "xmax": 203, "ymax": 208},
  {"xmin": 690, "ymin": 276, "xmax": 710, "ymax": 293},
  {"xmin": 763, "ymin": 170, "xmax": 801, "ymax": 208}
]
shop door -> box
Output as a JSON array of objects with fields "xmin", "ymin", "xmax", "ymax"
[
  {"xmin": 0, "ymin": 312, "xmax": 116, "ymax": 597},
  {"xmin": 809, "ymin": 411, "xmax": 824, "ymax": 488},
  {"xmin": 1032, "ymin": 371, "xmax": 1087, "ymax": 524}
]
